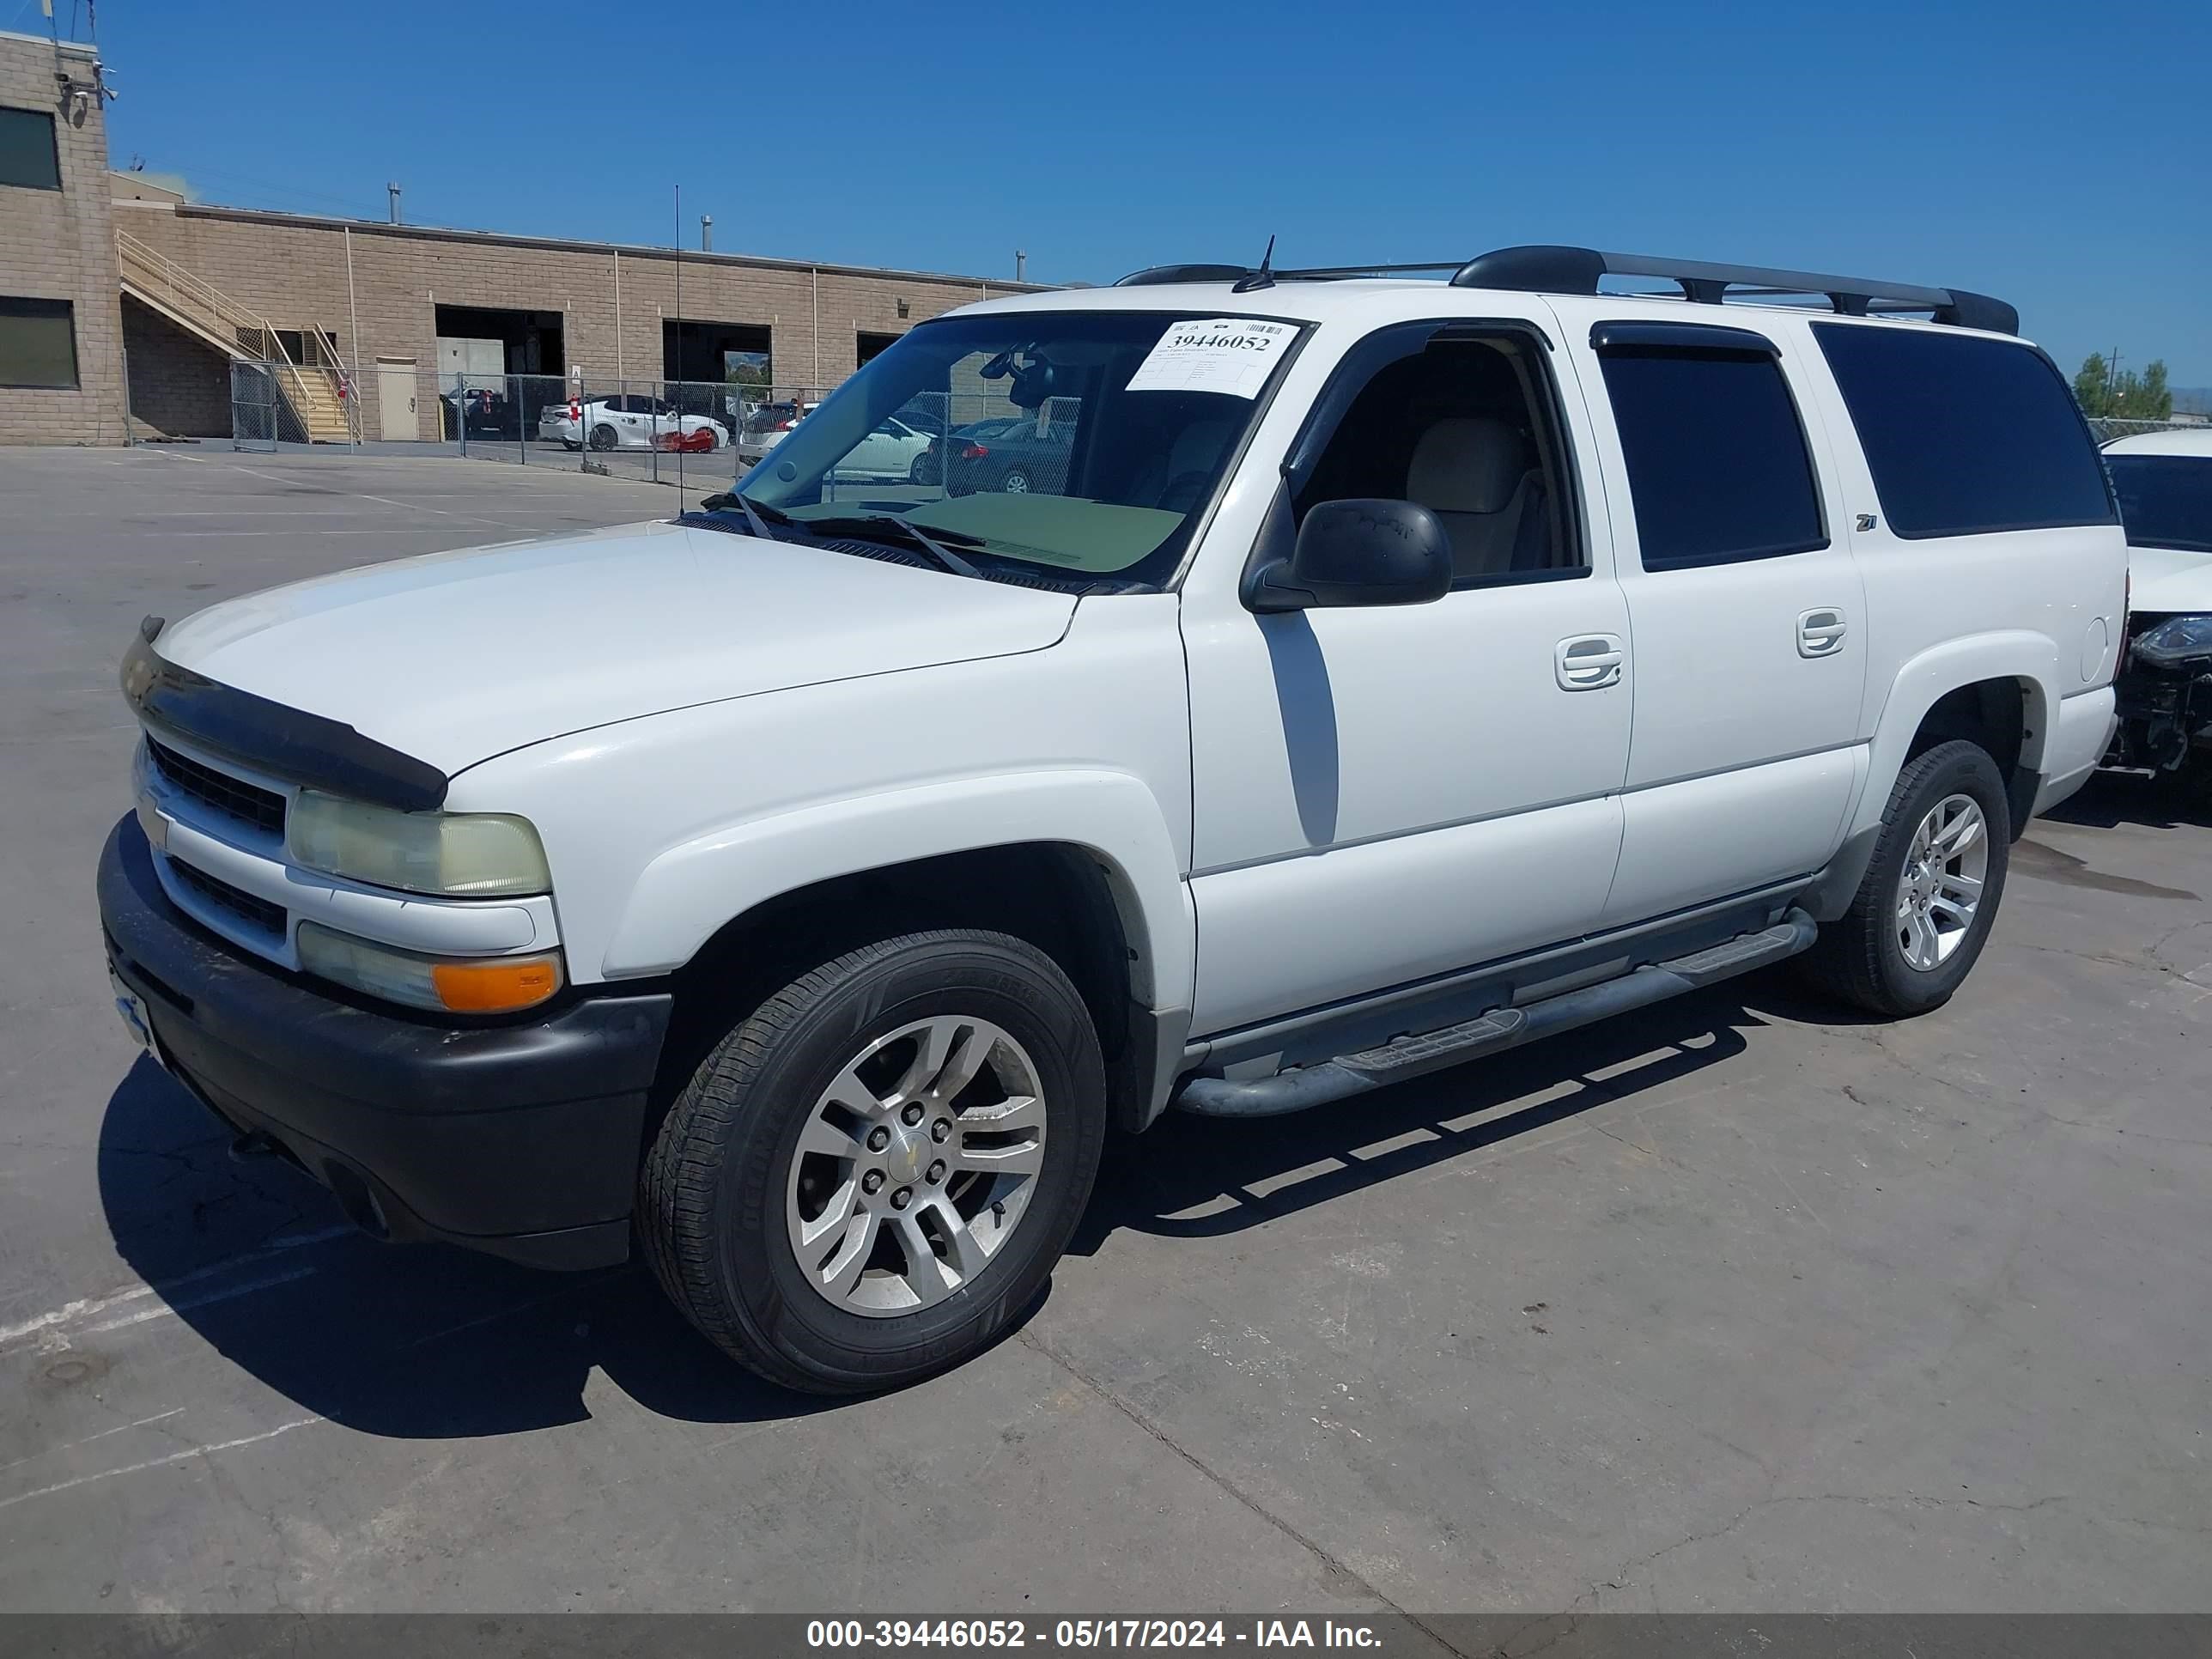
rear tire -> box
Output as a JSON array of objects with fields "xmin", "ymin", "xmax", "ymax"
[
  {"xmin": 1802, "ymin": 739, "xmax": 2011, "ymax": 1018},
  {"xmin": 639, "ymin": 930, "xmax": 1106, "ymax": 1395},
  {"xmin": 589, "ymin": 423, "xmax": 618, "ymax": 452}
]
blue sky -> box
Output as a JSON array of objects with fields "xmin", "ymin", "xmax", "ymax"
[{"xmin": 49, "ymin": 0, "xmax": 2212, "ymax": 382}]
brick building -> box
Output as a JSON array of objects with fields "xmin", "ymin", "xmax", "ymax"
[
  {"xmin": 2, "ymin": 27, "xmax": 1036, "ymax": 447},
  {"xmin": 0, "ymin": 29, "xmax": 127, "ymax": 446}
]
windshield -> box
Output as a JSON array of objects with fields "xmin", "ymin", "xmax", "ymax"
[
  {"xmin": 731, "ymin": 311, "xmax": 1304, "ymax": 591},
  {"xmin": 2107, "ymin": 454, "xmax": 2212, "ymax": 555}
]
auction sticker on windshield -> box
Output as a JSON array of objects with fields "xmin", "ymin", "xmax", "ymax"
[{"xmin": 1126, "ymin": 318, "xmax": 1297, "ymax": 399}]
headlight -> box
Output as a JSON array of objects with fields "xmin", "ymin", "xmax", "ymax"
[
  {"xmin": 297, "ymin": 922, "xmax": 563, "ymax": 1013},
  {"xmin": 2132, "ymin": 615, "xmax": 2212, "ymax": 669},
  {"xmin": 287, "ymin": 791, "xmax": 551, "ymax": 896}
]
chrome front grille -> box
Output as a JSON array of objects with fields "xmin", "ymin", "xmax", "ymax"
[{"xmin": 148, "ymin": 738, "xmax": 288, "ymax": 836}]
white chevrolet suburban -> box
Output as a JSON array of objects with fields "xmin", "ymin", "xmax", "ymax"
[{"xmin": 100, "ymin": 246, "xmax": 2126, "ymax": 1392}]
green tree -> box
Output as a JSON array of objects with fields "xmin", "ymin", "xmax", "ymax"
[
  {"xmin": 2137, "ymin": 359, "xmax": 2172, "ymax": 419},
  {"xmin": 2075, "ymin": 353, "xmax": 2112, "ymax": 415},
  {"xmin": 2074, "ymin": 352, "xmax": 2173, "ymax": 420}
]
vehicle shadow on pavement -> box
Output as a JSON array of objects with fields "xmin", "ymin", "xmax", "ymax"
[
  {"xmin": 94, "ymin": 975, "xmax": 1828, "ymax": 1431},
  {"xmin": 1072, "ymin": 981, "xmax": 1801, "ymax": 1255},
  {"xmin": 2042, "ymin": 769, "xmax": 2212, "ymax": 832},
  {"xmin": 97, "ymin": 1060, "xmax": 842, "ymax": 1436}
]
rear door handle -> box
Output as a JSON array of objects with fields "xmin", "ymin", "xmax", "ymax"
[
  {"xmin": 1556, "ymin": 634, "xmax": 1625, "ymax": 690},
  {"xmin": 1797, "ymin": 608, "xmax": 1848, "ymax": 658}
]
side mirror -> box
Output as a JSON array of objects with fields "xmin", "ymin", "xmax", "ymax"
[{"xmin": 1244, "ymin": 498, "xmax": 1453, "ymax": 613}]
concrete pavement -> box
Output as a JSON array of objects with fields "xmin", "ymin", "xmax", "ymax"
[{"xmin": 1, "ymin": 446, "xmax": 2204, "ymax": 1613}]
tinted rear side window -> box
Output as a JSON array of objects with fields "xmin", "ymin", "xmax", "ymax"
[
  {"xmin": 1599, "ymin": 347, "xmax": 1826, "ymax": 570},
  {"xmin": 1814, "ymin": 325, "xmax": 2113, "ymax": 538}
]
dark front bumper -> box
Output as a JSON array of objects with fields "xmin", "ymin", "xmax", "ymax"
[
  {"xmin": 2109, "ymin": 653, "xmax": 2212, "ymax": 772},
  {"xmin": 97, "ymin": 814, "xmax": 672, "ymax": 1270}
]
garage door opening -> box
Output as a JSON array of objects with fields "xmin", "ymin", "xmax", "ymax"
[
  {"xmin": 664, "ymin": 319, "xmax": 771, "ymax": 418},
  {"xmin": 434, "ymin": 305, "xmax": 564, "ymax": 438}
]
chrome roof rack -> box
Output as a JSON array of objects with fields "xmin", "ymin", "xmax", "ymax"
[{"xmin": 1113, "ymin": 244, "xmax": 2017, "ymax": 334}]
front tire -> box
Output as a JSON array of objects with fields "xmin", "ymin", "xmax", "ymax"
[
  {"xmin": 639, "ymin": 930, "xmax": 1106, "ymax": 1394},
  {"xmin": 1802, "ymin": 739, "xmax": 2011, "ymax": 1017}
]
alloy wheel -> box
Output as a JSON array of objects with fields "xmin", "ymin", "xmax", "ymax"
[
  {"xmin": 1894, "ymin": 792, "xmax": 1988, "ymax": 971},
  {"xmin": 785, "ymin": 1015, "xmax": 1048, "ymax": 1316}
]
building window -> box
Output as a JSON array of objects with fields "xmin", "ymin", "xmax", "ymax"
[
  {"xmin": 857, "ymin": 331, "xmax": 902, "ymax": 368},
  {"xmin": 0, "ymin": 106, "xmax": 62, "ymax": 191},
  {"xmin": 0, "ymin": 297, "xmax": 78, "ymax": 388}
]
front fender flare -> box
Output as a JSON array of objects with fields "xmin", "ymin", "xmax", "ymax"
[{"xmin": 601, "ymin": 769, "xmax": 1194, "ymax": 1013}]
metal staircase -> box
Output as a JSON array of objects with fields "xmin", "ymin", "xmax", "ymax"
[{"xmin": 118, "ymin": 228, "xmax": 358, "ymax": 444}]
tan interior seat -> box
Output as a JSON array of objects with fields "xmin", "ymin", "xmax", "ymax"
[{"xmin": 1407, "ymin": 416, "xmax": 1539, "ymax": 580}]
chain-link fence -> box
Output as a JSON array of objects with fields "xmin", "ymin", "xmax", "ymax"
[
  {"xmin": 860, "ymin": 391, "xmax": 1083, "ymax": 501},
  {"xmin": 2087, "ymin": 416, "xmax": 2209, "ymax": 447},
  {"xmin": 430, "ymin": 374, "xmax": 844, "ymax": 491},
  {"xmin": 429, "ymin": 374, "xmax": 1087, "ymax": 504},
  {"xmin": 228, "ymin": 362, "xmax": 283, "ymax": 451}
]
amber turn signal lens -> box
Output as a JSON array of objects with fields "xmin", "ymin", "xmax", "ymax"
[{"xmin": 430, "ymin": 952, "xmax": 564, "ymax": 1013}]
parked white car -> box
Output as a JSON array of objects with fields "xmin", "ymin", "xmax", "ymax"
[
  {"xmin": 735, "ymin": 399, "xmax": 819, "ymax": 466},
  {"xmin": 2101, "ymin": 427, "xmax": 2212, "ymax": 787},
  {"xmin": 827, "ymin": 411, "xmax": 937, "ymax": 483},
  {"xmin": 101, "ymin": 246, "xmax": 2125, "ymax": 1393},
  {"xmin": 538, "ymin": 394, "xmax": 728, "ymax": 452}
]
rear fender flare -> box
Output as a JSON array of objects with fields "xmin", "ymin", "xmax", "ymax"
[{"xmin": 1852, "ymin": 630, "xmax": 2059, "ymax": 837}]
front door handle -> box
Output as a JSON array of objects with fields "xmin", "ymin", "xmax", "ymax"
[
  {"xmin": 1798, "ymin": 607, "xmax": 1848, "ymax": 658},
  {"xmin": 1556, "ymin": 634, "xmax": 1625, "ymax": 690}
]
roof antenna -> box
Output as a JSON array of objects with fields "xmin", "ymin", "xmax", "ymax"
[{"xmin": 1232, "ymin": 234, "xmax": 1276, "ymax": 294}]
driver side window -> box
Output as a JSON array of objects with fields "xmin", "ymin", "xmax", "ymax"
[{"xmin": 1293, "ymin": 331, "xmax": 1583, "ymax": 587}]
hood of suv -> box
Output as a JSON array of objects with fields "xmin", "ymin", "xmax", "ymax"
[
  {"xmin": 153, "ymin": 520, "xmax": 1077, "ymax": 775},
  {"xmin": 2129, "ymin": 544, "xmax": 2212, "ymax": 617}
]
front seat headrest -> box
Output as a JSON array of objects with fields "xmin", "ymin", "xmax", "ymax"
[{"xmin": 1407, "ymin": 416, "xmax": 1530, "ymax": 515}]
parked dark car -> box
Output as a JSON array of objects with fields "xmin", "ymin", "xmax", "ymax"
[
  {"xmin": 940, "ymin": 416, "xmax": 1074, "ymax": 495},
  {"xmin": 442, "ymin": 386, "xmax": 521, "ymax": 441}
]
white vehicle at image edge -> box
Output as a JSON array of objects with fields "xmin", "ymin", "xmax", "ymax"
[
  {"xmin": 2100, "ymin": 428, "xmax": 2212, "ymax": 791},
  {"xmin": 538, "ymin": 394, "xmax": 729, "ymax": 452},
  {"xmin": 99, "ymin": 245, "xmax": 2127, "ymax": 1393}
]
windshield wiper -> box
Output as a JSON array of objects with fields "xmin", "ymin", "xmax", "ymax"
[
  {"xmin": 699, "ymin": 490, "xmax": 797, "ymax": 544},
  {"xmin": 805, "ymin": 514, "xmax": 985, "ymax": 580}
]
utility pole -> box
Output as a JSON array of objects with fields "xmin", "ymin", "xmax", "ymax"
[{"xmin": 673, "ymin": 183, "xmax": 684, "ymax": 496}]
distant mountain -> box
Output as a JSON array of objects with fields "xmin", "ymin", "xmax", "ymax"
[{"xmin": 2173, "ymin": 386, "xmax": 2212, "ymax": 416}]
